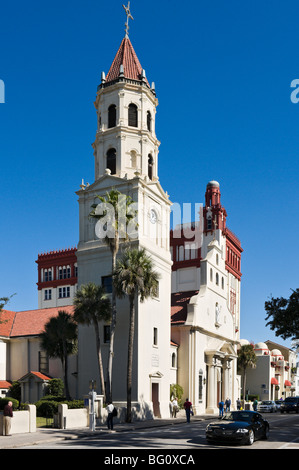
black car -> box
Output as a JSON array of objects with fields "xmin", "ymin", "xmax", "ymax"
[
  {"xmin": 280, "ymin": 397, "xmax": 299, "ymax": 413},
  {"xmin": 206, "ymin": 411, "xmax": 270, "ymax": 446}
]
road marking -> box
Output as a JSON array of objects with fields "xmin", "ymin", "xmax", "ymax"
[{"xmin": 278, "ymin": 437, "xmax": 299, "ymax": 449}]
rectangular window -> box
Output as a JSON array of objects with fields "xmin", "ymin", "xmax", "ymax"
[
  {"xmin": 39, "ymin": 351, "xmax": 49, "ymax": 374},
  {"xmin": 44, "ymin": 289, "xmax": 52, "ymax": 300},
  {"xmin": 102, "ymin": 275, "xmax": 112, "ymax": 294},
  {"xmin": 104, "ymin": 325, "xmax": 111, "ymax": 343},
  {"xmin": 153, "ymin": 327, "xmax": 158, "ymax": 346},
  {"xmin": 59, "ymin": 287, "xmax": 70, "ymax": 298}
]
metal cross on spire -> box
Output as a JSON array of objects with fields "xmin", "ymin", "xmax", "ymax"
[{"xmin": 123, "ymin": 1, "xmax": 134, "ymax": 38}]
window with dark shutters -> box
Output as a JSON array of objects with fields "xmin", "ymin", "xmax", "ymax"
[
  {"xmin": 148, "ymin": 154, "xmax": 153, "ymax": 180},
  {"xmin": 106, "ymin": 148, "xmax": 116, "ymax": 174},
  {"xmin": 147, "ymin": 111, "xmax": 152, "ymax": 131},
  {"xmin": 128, "ymin": 103, "xmax": 138, "ymax": 127},
  {"xmin": 108, "ymin": 104, "xmax": 116, "ymax": 128}
]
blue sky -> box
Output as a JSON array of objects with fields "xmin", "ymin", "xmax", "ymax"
[{"xmin": 0, "ymin": 0, "xmax": 298, "ymax": 350}]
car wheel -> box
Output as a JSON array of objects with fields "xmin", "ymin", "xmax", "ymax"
[{"xmin": 247, "ymin": 429, "xmax": 255, "ymax": 445}]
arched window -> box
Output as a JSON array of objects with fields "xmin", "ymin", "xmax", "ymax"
[
  {"xmin": 216, "ymin": 273, "xmax": 219, "ymax": 285},
  {"xmin": 147, "ymin": 111, "xmax": 152, "ymax": 131},
  {"xmin": 148, "ymin": 154, "xmax": 154, "ymax": 180},
  {"xmin": 130, "ymin": 150, "xmax": 137, "ymax": 168},
  {"xmin": 172, "ymin": 353, "xmax": 176, "ymax": 368},
  {"xmin": 128, "ymin": 103, "xmax": 138, "ymax": 127},
  {"xmin": 106, "ymin": 148, "xmax": 116, "ymax": 175},
  {"xmin": 210, "ymin": 268, "xmax": 213, "ymax": 282},
  {"xmin": 108, "ymin": 104, "xmax": 116, "ymax": 128}
]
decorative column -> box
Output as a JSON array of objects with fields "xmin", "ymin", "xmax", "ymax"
[
  {"xmin": 206, "ymin": 356, "xmax": 217, "ymax": 414},
  {"xmin": 223, "ymin": 359, "xmax": 231, "ymax": 403}
]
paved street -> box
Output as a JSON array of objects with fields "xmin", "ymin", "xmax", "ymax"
[{"xmin": 9, "ymin": 412, "xmax": 299, "ymax": 450}]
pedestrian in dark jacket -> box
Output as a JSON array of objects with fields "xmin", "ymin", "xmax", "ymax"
[
  {"xmin": 183, "ymin": 398, "xmax": 193, "ymax": 423},
  {"xmin": 3, "ymin": 401, "xmax": 13, "ymax": 436},
  {"xmin": 218, "ymin": 400, "xmax": 224, "ymax": 417},
  {"xmin": 225, "ymin": 397, "xmax": 231, "ymax": 412}
]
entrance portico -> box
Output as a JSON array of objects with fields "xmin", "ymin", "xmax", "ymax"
[{"xmin": 205, "ymin": 342, "xmax": 237, "ymax": 414}]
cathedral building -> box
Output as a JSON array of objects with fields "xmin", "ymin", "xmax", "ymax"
[
  {"xmin": 170, "ymin": 181, "xmax": 243, "ymax": 414},
  {"xmin": 0, "ymin": 6, "xmax": 243, "ymax": 416}
]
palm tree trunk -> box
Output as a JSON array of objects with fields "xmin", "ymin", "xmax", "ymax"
[
  {"xmin": 106, "ymin": 246, "xmax": 118, "ymax": 403},
  {"xmin": 94, "ymin": 319, "xmax": 106, "ymax": 402},
  {"xmin": 63, "ymin": 346, "xmax": 71, "ymax": 400},
  {"xmin": 126, "ymin": 295, "xmax": 135, "ymax": 423}
]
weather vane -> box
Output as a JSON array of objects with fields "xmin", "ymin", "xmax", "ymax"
[{"xmin": 123, "ymin": 2, "xmax": 133, "ymax": 38}]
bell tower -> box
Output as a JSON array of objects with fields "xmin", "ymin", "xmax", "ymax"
[
  {"xmin": 92, "ymin": 6, "xmax": 160, "ymax": 181},
  {"xmin": 203, "ymin": 180, "xmax": 227, "ymax": 234},
  {"xmin": 76, "ymin": 3, "xmax": 172, "ymax": 418}
]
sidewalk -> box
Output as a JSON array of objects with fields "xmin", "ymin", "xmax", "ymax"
[{"xmin": 0, "ymin": 414, "xmax": 215, "ymax": 449}]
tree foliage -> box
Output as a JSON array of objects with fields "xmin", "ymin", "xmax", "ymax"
[
  {"xmin": 0, "ymin": 294, "xmax": 15, "ymax": 324},
  {"xmin": 89, "ymin": 189, "xmax": 138, "ymax": 403},
  {"xmin": 113, "ymin": 247, "xmax": 160, "ymax": 422},
  {"xmin": 237, "ymin": 344, "xmax": 256, "ymax": 402},
  {"xmin": 40, "ymin": 310, "xmax": 77, "ymax": 400},
  {"xmin": 74, "ymin": 283, "xmax": 111, "ymax": 401},
  {"xmin": 265, "ymin": 288, "xmax": 299, "ymax": 341}
]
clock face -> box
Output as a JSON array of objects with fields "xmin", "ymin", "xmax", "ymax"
[{"xmin": 150, "ymin": 209, "xmax": 157, "ymax": 224}]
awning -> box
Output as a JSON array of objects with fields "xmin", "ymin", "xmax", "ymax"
[
  {"xmin": 271, "ymin": 378, "xmax": 279, "ymax": 385},
  {"xmin": 285, "ymin": 380, "xmax": 292, "ymax": 386}
]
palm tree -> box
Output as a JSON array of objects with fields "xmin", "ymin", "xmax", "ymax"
[
  {"xmin": 237, "ymin": 344, "xmax": 257, "ymax": 406},
  {"xmin": 40, "ymin": 310, "xmax": 77, "ymax": 400},
  {"xmin": 89, "ymin": 188, "xmax": 137, "ymax": 402},
  {"xmin": 73, "ymin": 283, "xmax": 111, "ymax": 401},
  {"xmin": 113, "ymin": 247, "xmax": 160, "ymax": 422}
]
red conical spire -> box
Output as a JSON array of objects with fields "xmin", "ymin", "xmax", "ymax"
[{"xmin": 105, "ymin": 37, "xmax": 150, "ymax": 87}]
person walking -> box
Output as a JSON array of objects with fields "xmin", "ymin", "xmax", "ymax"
[
  {"xmin": 172, "ymin": 397, "xmax": 179, "ymax": 418},
  {"xmin": 183, "ymin": 398, "xmax": 193, "ymax": 423},
  {"xmin": 3, "ymin": 401, "xmax": 13, "ymax": 436},
  {"xmin": 225, "ymin": 397, "xmax": 231, "ymax": 412},
  {"xmin": 218, "ymin": 400, "xmax": 224, "ymax": 417},
  {"xmin": 107, "ymin": 402, "xmax": 115, "ymax": 431},
  {"xmin": 236, "ymin": 398, "xmax": 241, "ymax": 410},
  {"xmin": 253, "ymin": 399, "xmax": 258, "ymax": 411}
]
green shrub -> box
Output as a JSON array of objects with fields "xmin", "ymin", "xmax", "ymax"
[
  {"xmin": 39, "ymin": 395, "xmax": 67, "ymax": 402},
  {"xmin": 67, "ymin": 400, "xmax": 84, "ymax": 409},
  {"xmin": 36, "ymin": 400, "xmax": 59, "ymax": 418},
  {"xmin": 46, "ymin": 378, "xmax": 64, "ymax": 397},
  {"xmin": 35, "ymin": 398, "xmax": 85, "ymax": 417},
  {"xmin": 8, "ymin": 381, "xmax": 21, "ymax": 402},
  {"xmin": 0, "ymin": 397, "xmax": 19, "ymax": 410}
]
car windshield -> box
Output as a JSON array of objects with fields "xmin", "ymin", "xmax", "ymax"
[
  {"xmin": 222, "ymin": 412, "xmax": 253, "ymax": 422},
  {"xmin": 261, "ymin": 401, "xmax": 272, "ymax": 405}
]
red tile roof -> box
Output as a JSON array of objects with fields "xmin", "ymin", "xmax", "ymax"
[
  {"xmin": 0, "ymin": 380, "xmax": 12, "ymax": 389},
  {"xmin": 19, "ymin": 371, "xmax": 52, "ymax": 381},
  {"xmin": 106, "ymin": 37, "xmax": 150, "ymax": 86},
  {"xmin": 171, "ymin": 291, "xmax": 198, "ymax": 325},
  {"xmin": 0, "ymin": 310, "xmax": 17, "ymax": 337},
  {"xmin": 0, "ymin": 306, "xmax": 74, "ymax": 338}
]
